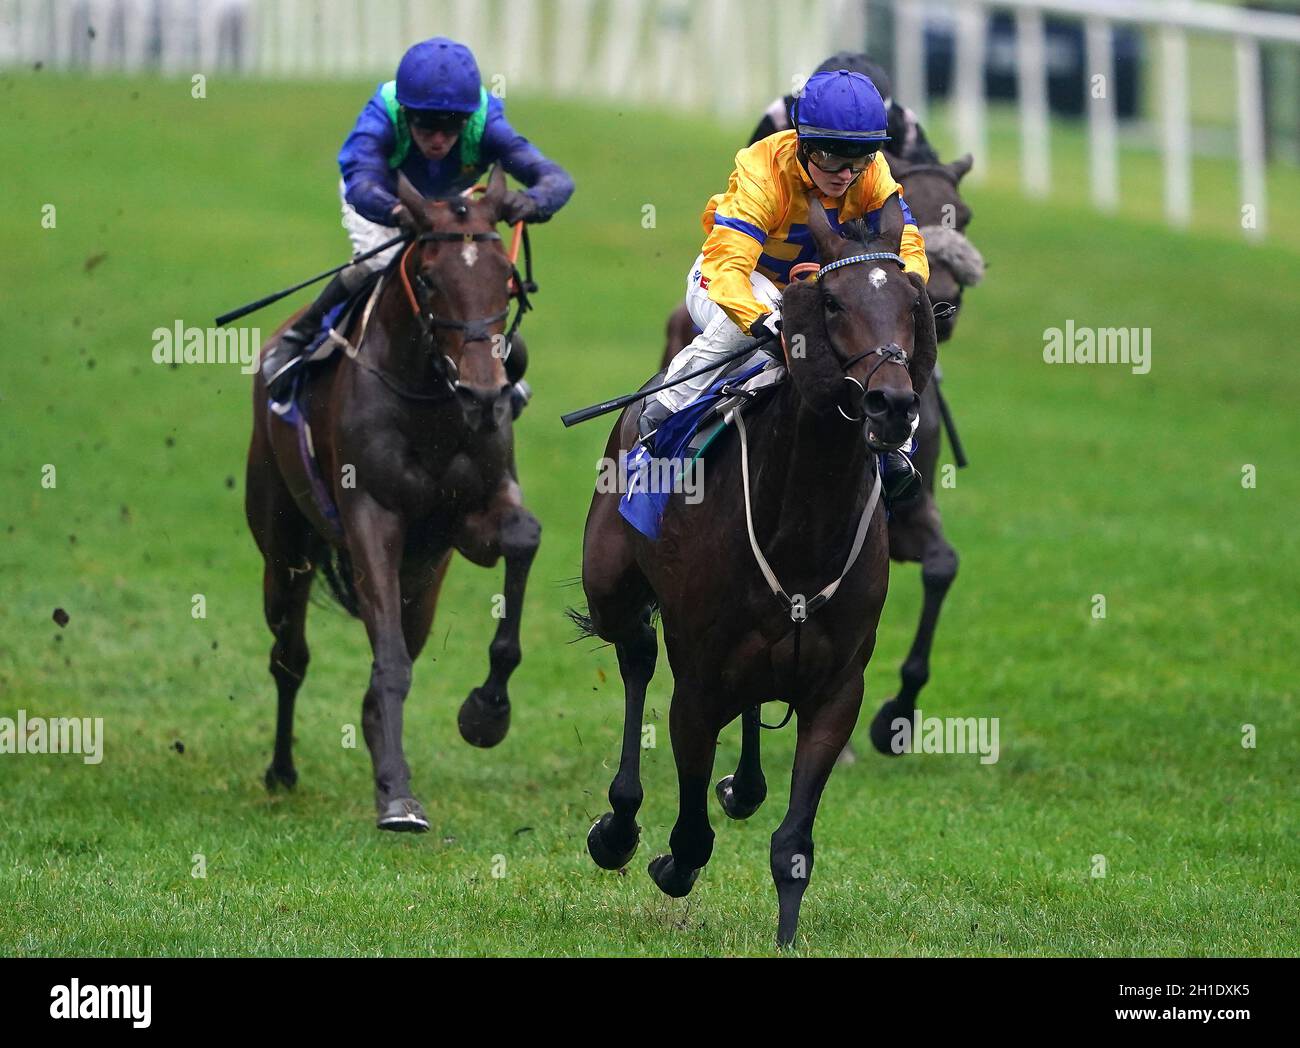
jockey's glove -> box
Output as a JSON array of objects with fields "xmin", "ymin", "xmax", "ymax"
[
  {"xmin": 499, "ymin": 191, "xmax": 541, "ymax": 225},
  {"xmin": 390, "ymin": 203, "xmax": 421, "ymax": 237},
  {"xmin": 750, "ymin": 313, "xmax": 782, "ymax": 341}
]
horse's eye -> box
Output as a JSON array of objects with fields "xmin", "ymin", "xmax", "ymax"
[{"xmin": 823, "ymin": 294, "xmax": 842, "ymax": 315}]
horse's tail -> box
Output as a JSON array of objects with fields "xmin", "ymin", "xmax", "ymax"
[
  {"xmin": 565, "ymin": 606, "xmax": 598, "ymax": 640},
  {"xmin": 318, "ymin": 546, "xmax": 361, "ymax": 618},
  {"xmin": 565, "ymin": 599, "xmax": 659, "ymax": 642}
]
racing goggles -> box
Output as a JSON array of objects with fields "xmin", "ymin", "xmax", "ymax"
[
  {"xmin": 406, "ymin": 108, "xmax": 470, "ymax": 135},
  {"xmin": 807, "ymin": 147, "xmax": 878, "ymax": 175}
]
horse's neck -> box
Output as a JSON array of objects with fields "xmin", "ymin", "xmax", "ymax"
[
  {"xmin": 745, "ymin": 382, "xmax": 873, "ymax": 556},
  {"xmin": 368, "ymin": 276, "xmax": 443, "ymax": 389}
]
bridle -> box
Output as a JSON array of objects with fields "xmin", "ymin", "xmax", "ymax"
[
  {"xmin": 402, "ymin": 229, "xmax": 533, "ymax": 347},
  {"xmin": 376, "ymin": 225, "xmax": 535, "ymax": 401},
  {"xmin": 789, "ymin": 250, "xmax": 912, "ymax": 423}
]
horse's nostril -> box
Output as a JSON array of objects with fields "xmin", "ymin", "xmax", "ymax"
[
  {"xmin": 863, "ymin": 389, "xmax": 889, "ymax": 418},
  {"xmin": 864, "ymin": 388, "xmax": 915, "ymax": 419}
]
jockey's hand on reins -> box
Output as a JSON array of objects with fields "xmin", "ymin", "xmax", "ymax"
[
  {"xmin": 390, "ymin": 203, "xmax": 421, "ymax": 238},
  {"xmin": 499, "ymin": 191, "xmax": 538, "ymax": 226},
  {"xmin": 750, "ymin": 313, "xmax": 782, "ymax": 340}
]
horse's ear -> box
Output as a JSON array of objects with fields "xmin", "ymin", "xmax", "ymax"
[
  {"xmin": 947, "ymin": 153, "xmax": 974, "ymax": 183},
  {"xmin": 907, "ymin": 270, "xmax": 937, "ymax": 393},
  {"xmin": 395, "ymin": 173, "xmax": 430, "ymax": 229},
  {"xmin": 481, "ymin": 164, "xmax": 507, "ymax": 218},
  {"xmin": 883, "ymin": 151, "xmax": 908, "ymax": 178},
  {"xmin": 806, "ymin": 193, "xmax": 841, "ymax": 262},
  {"xmin": 878, "ymin": 192, "xmax": 906, "ymax": 254}
]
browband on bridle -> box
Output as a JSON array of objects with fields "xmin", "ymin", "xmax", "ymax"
[
  {"xmin": 815, "ymin": 250, "xmax": 905, "ymax": 278},
  {"xmin": 417, "ymin": 231, "xmax": 503, "ymax": 244}
]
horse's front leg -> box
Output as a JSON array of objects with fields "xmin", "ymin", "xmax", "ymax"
[
  {"xmin": 648, "ymin": 685, "xmax": 719, "ymax": 898},
  {"xmin": 344, "ymin": 493, "xmax": 427, "ymax": 832},
  {"xmin": 772, "ymin": 669, "xmax": 864, "ymax": 948},
  {"xmin": 455, "ymin": 477, "xmax": 541, "ymax": 748}
]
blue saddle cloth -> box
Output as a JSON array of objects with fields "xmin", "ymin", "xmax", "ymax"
[
  {"xmin": 265, "ymin": 273, "xmax": 382, "ymax": 540},
  {"xmin": 617, "ymin": 360, "xmax": 767, "ymax": 540},
  {"xmin": 303, "ymin": 298, "xmax": 351, "ymax": 357},
  {"xmin": 303, "ymin": 271, "xmax": 382, "ymax": 357}
]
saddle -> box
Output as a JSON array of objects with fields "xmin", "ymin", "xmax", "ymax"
[
  {"xmin": 618, "ymin": 350, "xmax": 786, "ymax": 540},
  {"xmin": 302, "ymin": 271, "xmax": 384, "ymax": 366}
]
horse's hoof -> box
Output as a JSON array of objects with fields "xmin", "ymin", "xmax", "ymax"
[
  {"xmin": 376, "ymin": 797, "xmax": 430, "ymax": 833},
  {"xmin": 458, "ymin": 688, "xmax": 510, "ymax": 748},
  {"xmin": 870, "ymin": 698, "xmax": 911, "ymax": 756},
  {"xmin": 715, "ymin": 774, "xmax": 766, "ymax": 820},
  {"xmin": 647, "ymin": 854, "xmax": 699, "ymax": 899},
  {"xmin": 587, "ymin": 813, "xmax": 640, "ymax": 870},
  {"xmin": 264, "ymin": 764, "xmax": 297, "ymax": 792}
]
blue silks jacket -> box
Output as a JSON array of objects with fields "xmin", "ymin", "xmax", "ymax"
[{"xmin": 338, "ymin": 84, "xmax": 575, "ymax": 225}]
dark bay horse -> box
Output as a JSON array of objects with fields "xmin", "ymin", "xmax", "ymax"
[
  {"xmin": 661, "ymin": 152, "xmax": 981, "ymax": 759},
  {"xmin": 862, "ymin": 152, "xmax": 981, "ymax": 754},
  {"xmin": 245, "ymin": 166, "xmax": 541, "ymax": 831},
  {"xmin": 578, "ymin": 193, "xmax": 937, "ymax": 946}
]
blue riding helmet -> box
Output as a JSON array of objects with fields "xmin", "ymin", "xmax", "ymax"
[
  {"xmin": 395, "ymin": 36, "xmax": 481, "ymax": 113},
  {"xmin": 794, "ymin": 69, "xmax": 890, "ymax": 155}
]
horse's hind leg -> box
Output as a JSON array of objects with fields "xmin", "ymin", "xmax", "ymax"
[
  {"xmin": 586, "ymin": 608, "xmax": 657, "ymax": 870},
  {"xmin": 455, "ymin": 481, "xmax": 542, "ymax": 748},
  {"xmin": 648, "ymin": 684, "xmax": 718, "ymax": 898},
  {"xmin": 870, "ymin": 496, "xmax": 958, "ymax": 755},
  {"xmin": 772, "ymin": 673, "xmax": 864, "ymax": 948},
  {"xmin": 716, "ymin": 706, "xmax": 767, "ymax": 820},
  {"xmin": 263, "ymin": 557, "xmax": 315, "ymax": 790},
  {"xmin": 246, "ymin": 424, "xmax": 316, "ymax": 792},
  {"xmin": 583, "ymin": 482, "xmax": 657, "ymax": 870}
]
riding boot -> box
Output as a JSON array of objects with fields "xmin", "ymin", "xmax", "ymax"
[
  {"xmin": 636, "ymin": 394, "xmax": 673, "ymax": 452},
  {"xmin": 262, "ymin": 273, "xmax": 352, "ymax": 402},
  {"xmin": 882, "ymin": 449, "xmax": 923, "ymax": 510}
]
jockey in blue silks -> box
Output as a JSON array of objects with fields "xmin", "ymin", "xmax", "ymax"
[{"xmin": 262, "ymin": 36, "xmax": 575, "ymax": 404}]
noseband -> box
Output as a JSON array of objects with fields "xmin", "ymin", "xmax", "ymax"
[{"xmin": 794, "ymin": 250, "xmax": 913, "ymax": 423}]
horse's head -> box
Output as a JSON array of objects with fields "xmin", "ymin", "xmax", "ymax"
[
  {"xmin": 396, "ymin": 166, "xmax": 518, "ymax": 433},
  {"xmin": 886, "ymin": 153, "xmax": 983, "ymax": 341},
  {"xmin": 780, "ymin": 191, "xmax": 937, "ymax": 452}
]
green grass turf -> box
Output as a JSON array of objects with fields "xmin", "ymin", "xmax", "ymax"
[{"xmin": 0, "ymin": 73, "xmax": 1297, "ymax": 956}]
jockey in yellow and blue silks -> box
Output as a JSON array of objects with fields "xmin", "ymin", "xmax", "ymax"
[
  {"xmin": 262, "ymin": 36, "xmax": 574, "ymax": 405},
  {"xmin": 642, "ymin": 69, "xmax": 929, "ymax": 504}
]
